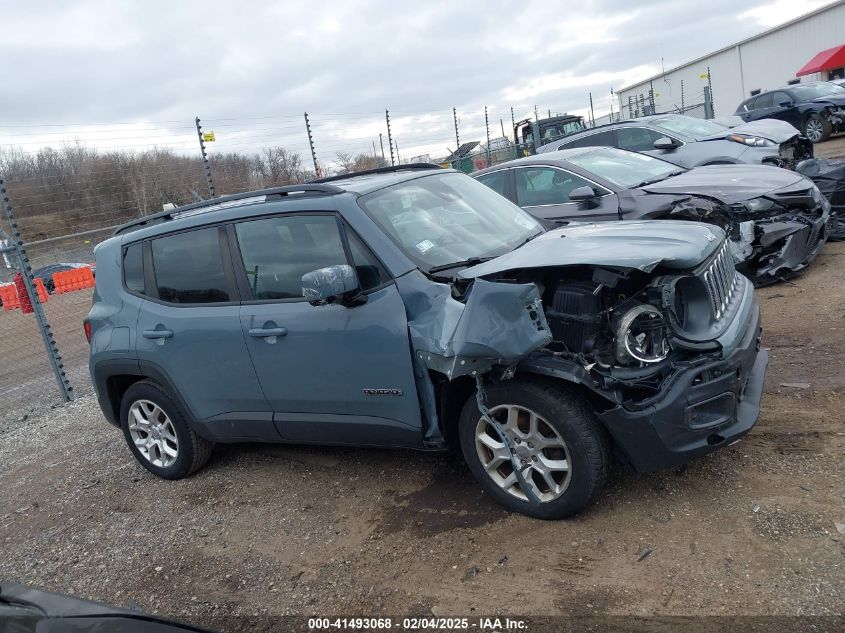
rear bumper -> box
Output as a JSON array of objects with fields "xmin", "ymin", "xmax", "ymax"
[{"xmin": 597, "ymin": 303, "xmax": 767, "ymax": 472}]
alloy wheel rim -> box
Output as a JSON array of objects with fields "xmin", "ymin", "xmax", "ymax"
[
  {"xmin": 806, "ymin": 119, "xmax": 823, "ymax": 142},
  {"xmin": 128, "ymin": 399, "xmax": 179, "ymax": 468},
  {"xmin": 474, "ymin": 404, "xmax": 571, "ymax": 502}
]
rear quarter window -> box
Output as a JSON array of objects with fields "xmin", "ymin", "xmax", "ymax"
[{"xmin": 123, "ymin": 242, "xmax": 145, "ymax": 294}]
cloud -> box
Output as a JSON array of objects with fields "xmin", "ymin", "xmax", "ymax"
[{"xmin": 0, "ymin": 0, "xmax": 837, "ymax": 163}]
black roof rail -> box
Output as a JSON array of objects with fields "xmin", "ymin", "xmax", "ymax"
[
  {"xmin": 311, "ymin": 163, "xmax": 444, "ymax": 184},
  {"xmin": 113, "ymin": 184, "xmax": 343, "ymax": 236}
]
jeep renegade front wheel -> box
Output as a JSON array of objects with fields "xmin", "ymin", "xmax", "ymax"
[
  {"xmin": 458, "ymin": 379, "xmax": 609, "ymax": 519},
  {"xmin": 120, "ymin": 380, "xmax": 213, "ymax": 479}
]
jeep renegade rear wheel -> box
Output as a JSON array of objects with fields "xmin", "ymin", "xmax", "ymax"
[
  {"xmin": 458, "ymin": 379, "xmax": 609, "ymax": 519},
  {"xmin": 120, "ymin": 380, "xmax": 213, "ymax": 479}
]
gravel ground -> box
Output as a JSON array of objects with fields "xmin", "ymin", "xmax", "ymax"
[{"xmin": 1, "ymin": 244, "xmax": 843, "ymax": 631}]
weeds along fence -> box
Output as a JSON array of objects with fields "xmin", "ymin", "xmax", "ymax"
[{"xmin": 0, "ymin": 84, "xmax": 717, "ymax": 416}]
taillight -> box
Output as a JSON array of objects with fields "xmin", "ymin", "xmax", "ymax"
[{"xmin": 84, "ymin": 320, "xmax": 92, "ymax": 344}]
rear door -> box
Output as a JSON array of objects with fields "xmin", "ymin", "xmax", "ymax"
[
  {"xmin": 513, "ymin": 165, "xmax": 619, "ymax": 226},
  {"xmin": 231, "ymin": 212, "xmax": 422, "ymax": 446},
  {"xmin": 135, "ymin": 225, "xmax": 271, "ymax": 425},
  {"xmin": 746, "ymin": 93, "xmax": 774, "ymax": 122}
]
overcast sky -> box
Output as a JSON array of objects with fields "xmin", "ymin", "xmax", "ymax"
[{"xmin": 0, "ymin": 0, "xmax": 836, "ymax": 163}]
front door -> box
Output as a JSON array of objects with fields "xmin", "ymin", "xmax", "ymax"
[
  {"xmin": 231, "ymin": 212, "xmax": 422, "ymax": 446},
  {"xmin": 135, "ymin": 226, "xmax": 270, "ymax": 423},
  {"xmin": 513, "ymin": 166, "xmax": 620, "ymax": 227}
]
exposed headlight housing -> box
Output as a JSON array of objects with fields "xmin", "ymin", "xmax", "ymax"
[
  {"xmin": 726, "ymin": 134, "xmax": 775, "ymax": 147},
  {"xmin": 615, "ymin": 304, "xmax": 671, "ymax": 365},
  {"xmin": 743, "ymin": 197, "xmax": 776, "ymax": 213},
  {"xmin": 811, "ymin": 185, "xmax": 822, "ymax": 204}
]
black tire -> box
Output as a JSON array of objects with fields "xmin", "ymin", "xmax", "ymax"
[
  {"xmin": 802, "ymin": 113, "xmax": 832, "ymax": 144},
  {"xmin": 119, "ymin": 379, "xmax": 213, "ymax": 479},
  {"xmin": 458, "ymin": 378, "xmax": 609, "ymax": 520}
]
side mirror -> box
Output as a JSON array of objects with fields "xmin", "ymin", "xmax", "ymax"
[
  {"xmin": 569, "ymin": 186, "xmax": 597, "ymax": 203},
  {"xmin": 302, "ymin": 264, "xmax": 364, "ymax": 307},
  {"xmin": 778, "ymin": 100, "xmax": 793, "ymax": 108},
  {"xmin": 653, "ymin": 136, "xmax": 679, "ymax": 150}
]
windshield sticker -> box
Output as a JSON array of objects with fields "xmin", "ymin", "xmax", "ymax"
[{"xmin": 416, "ymin": 239, "xmax": 436, "ymax": 254}]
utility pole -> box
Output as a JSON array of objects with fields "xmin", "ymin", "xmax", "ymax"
[
  {"xmin": 510, "ymin": 107, "xmax": 515, "ymax": 140},
  {"xmin": 0, "ymin": 178, "xmax": 73, "ymax": 401},
  {"xmin": 484, "ymin": 106, "xmax": 491, "ymax": 167},
  {"xmin": 534, "ymin": 105, "xmax": 539, "ymax": 121},
  {"xmin": 609, "ymin": 87, "xmax": 615, "ymax": 122},
  {"xmin": 379, "ymin": 133, "xmax": 386, "ymax": 163},
  {"xmin": 195, "ymin": 117, "xmax": 215, "ymax": 198},
  {"xmin": 395, "ymin": 139, "xmax": 400, "ymax": 164},
  {"xmin": 385, "ymin": 109, "xmax": 395, "ymax": 166},
  {"xmin": 706, "ymin": 67, "xmax": 714, "ymax": 118},
  {"xmin": 304, "ymin": 112, "xmax": 319, "ymax": 177},
  {"xmin": 452, "ymin": 107, "xmax": 461, "ymax": 170},
  {"xmin": 589, "ymin": 92, "xmax": 595, "ymax": 127},
  {"xmin": 500, "ymin": 118, "xmax": 506, "ymax": 139}
]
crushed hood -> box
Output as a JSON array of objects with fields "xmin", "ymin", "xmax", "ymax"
[
  {"xmin": 641, "ymin": 164, "xmax": 807, "ymax": 204},
  {"xmin": 460, "ymin": 220, "xmax": 724, "ymax": 277},
  {"xmin": 699, "ymin": 119, "xmax": 800, "ymax": 143},
  {"xmin": 811, "ymin": 94, "xmax": 845, "ymax": 107}
]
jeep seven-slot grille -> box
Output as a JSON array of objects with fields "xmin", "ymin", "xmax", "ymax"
[{"xmin": 701, "ymin": 241, "xmax": 739, "ymax": 320}]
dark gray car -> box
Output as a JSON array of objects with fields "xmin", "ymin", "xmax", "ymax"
[
  {"xmin": 474, "ymin": 147, "xmax": 831, "ymax": 284},
  {"xmin": 536, "ymin": 114, "xmax": 813, "ymax": 170}
]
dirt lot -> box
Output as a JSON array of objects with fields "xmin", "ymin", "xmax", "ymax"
[{"xmin": 1, "ymin": 244, "xmax": 843, "ymax": 631}]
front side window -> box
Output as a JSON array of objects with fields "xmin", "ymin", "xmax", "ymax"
[
  {"xmin": 359, "ymin": 172, "xmax": 541, "ymax": 270},
  {"xmin": 151, "ymin": 227, "xmax": 231, "ymax": 304},
  {"xmin": 123, "ymin": 242, "xmax": 145, "ymax": 294},
  {"xmin": 515, "ymin": 167, "xmax": 598, "ymax": 207},
  {"xmin": 616, "ymin": 127, "xmax": 667, "ymax": 152},
  {"xmin": 235, "ymin": 215, "xmax": 349, "ymax": 300},
  {"xmin": 754, "ymin": 93, "xmax": 773, "ymax": 109},
  {"xmin": 771, "ymin": 91, "xmax": 791, "ymax": 106},
  {"xmin": 568, "ymin": 147, "xmax": 682, "ymax": 190}
]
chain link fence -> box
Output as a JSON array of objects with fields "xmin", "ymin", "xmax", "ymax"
[{"xmin": 0, "ymin": 73, "xmax": 725, "ymax": 417}]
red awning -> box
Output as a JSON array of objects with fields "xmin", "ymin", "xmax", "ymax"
[{"xmin": 796, "ymin": 44, "xmax": 845, "ymax": 77}]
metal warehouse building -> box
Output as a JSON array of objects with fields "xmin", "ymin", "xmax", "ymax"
[{"xmin": 617, "ymin": 0, "xmax": 845, "ymax": 120}]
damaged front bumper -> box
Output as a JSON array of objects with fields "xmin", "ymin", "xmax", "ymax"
[
  {"xmin": 596, "ymin": 301, "xmax": 767, "ymax": 472},
  {"xmin": 737, "ymin": 202, "xmax": 831, "ymax": 284}
]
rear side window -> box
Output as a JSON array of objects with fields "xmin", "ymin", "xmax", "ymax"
[
  {"xmin": 150, "ymin": 227, "xmax": 231, "ymax": 304},
  {"xmin": 235, "ymin": 215, "xmax": 349, "ymax": 300},
  {"xmin": 559, "ymin": 129, "xmax": 616, "ymax": 150},
  {"xmin": 123, "ymin": 243, "xmax": 145, "ymax": 294}
]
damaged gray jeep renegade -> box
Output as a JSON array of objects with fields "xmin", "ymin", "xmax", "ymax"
[{"xmin": 87, "ymin": 164, "xmax": 768, "ymax": 519}]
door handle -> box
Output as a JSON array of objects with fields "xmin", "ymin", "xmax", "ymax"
[
  {"xmin": 142, "ymin": 329, "xmax": 173, "ymax": 339},
  {"xmin": 248, "ymin": 327, "xmax": 288, "ymax": 338}
]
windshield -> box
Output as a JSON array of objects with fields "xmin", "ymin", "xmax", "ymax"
[
  {"xmin": 791, "ymin": 82, "xmax": 845, "ymax": 100},
  {"xmin": 651, "ymin": 115, "xmax": 726, "ymax": 138},
  {"xmin": 568, "ymin": 147, "xmax": 683, "ymax": 189},
  {"xmin": 358, "ymin": 172, "xmax": 542, "ymax": 270}
]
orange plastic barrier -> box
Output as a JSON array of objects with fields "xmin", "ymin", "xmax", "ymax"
[
  {"xmin": 79, "ymin": 266, "xmax": 95, "ymax": 289},
  {"xmin": 52, "ymin": 267, "xmax": 95, "ymax": 294},
  {"xmin": 52, "ymin": 270, "xmax": 72, "ymax": 294},
  {"xmin": 0, "ymin": 283, "xmax": 19, "ymax": 311},
  {"xmin": 34, "ymin": 277, "xmax": 49, "ymax": 303}
]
